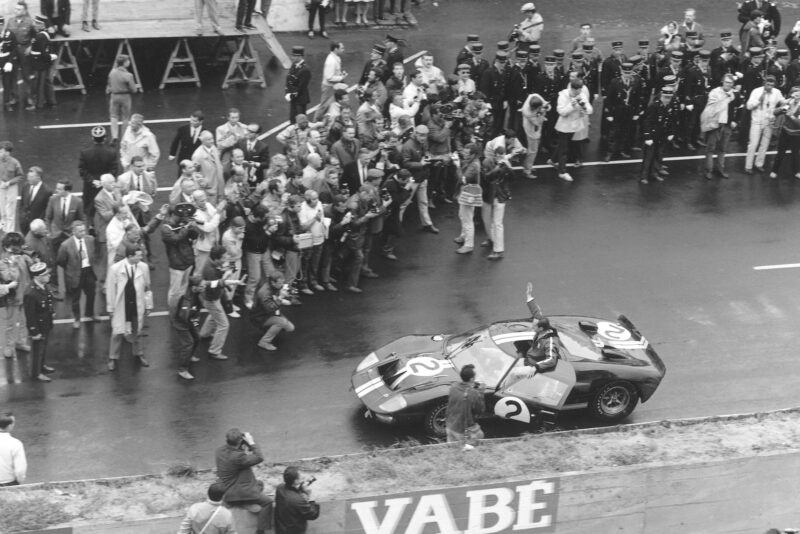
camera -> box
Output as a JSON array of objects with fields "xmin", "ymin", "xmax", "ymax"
[
  {"xmin": 304, "ymin": 476, "xmax": 317, "ymax": 486},
  {"xmin": 340, "ymin": 185, "xmax": 350, "ymax": 197},
  {"xmin": 380, "ymin": 188, "xmax": 391, "ymax": 202},
  {"xmin": 368, "ymin": 201, "xmax": 381, "ymax": 214}
]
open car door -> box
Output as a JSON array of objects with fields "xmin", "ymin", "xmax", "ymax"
[{"xmin": 492, "ymin": 358, "xmax": 577, "ymax": 423}]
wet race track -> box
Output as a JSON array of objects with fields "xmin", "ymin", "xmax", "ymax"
[{"xmin": 2, "ymin": 0, "xmax": 800, "ymax": 481}]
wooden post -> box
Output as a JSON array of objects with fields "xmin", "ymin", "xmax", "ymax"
[
  {"xmin": 221, "ymin": 36, "xmax": 266, "ymax": 89},
  {"xmin": 53, "ymin": 41, "xmax": 86, "ymax": 94},
  {"xmin": 159, "ymin": 38, "xmax": 201, "ymax": 89}
]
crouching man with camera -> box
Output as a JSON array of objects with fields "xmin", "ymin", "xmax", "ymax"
[
  {"xmin": 215, "ymin": 428, "xmax": 274, "ymax": 534},
  {"xmin": 275, "ymin": 466, "xmax": 321, "ymax": 534}
]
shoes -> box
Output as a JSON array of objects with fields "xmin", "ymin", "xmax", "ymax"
[
  {"xmin": 321, "ymin": 31, "xmax": 329, "ymax": 38},
  {"xmin": 795, "ymin": 173, "xmax": 800, "ymax": 179},
  {"xmin": 657, "ymin": 168, "xmax": 670, "ymax": 176},
  {"xmin": 137, "ymin": 356, "xmax": 150, "ymax": 367},
  {"xmin": 558, "ymin": 172, "xmax": 573, "ymax": 182},
  {"xmin": 744, "ymin": 167, "xmax": 753, "ymax": 174},
  {"xmin": 307, "ymin": 30, "xmax": 314, "ymax": 38},
  {"xmin": 15, "ymin": 344, "xmax": 30, "ymax": 352},
  {"xmin": 73, "ymin": 320, "xmax": 81, "ymax": 329},
  {"xmin": 654, "ymin": 174, "xmax": 664, "ymax": 182},
  {"xmin": 289, "ymin": 296, "xmax": 302, "ymax": 306},
  {"xmin": 546, "ymin": 158, "xmax": 556, "ymax": 168},
  {"xmin": 769, "ymin": 171, "xmax": 778, "ymax": 179},
  {"xmin": 480, "ymin": 240, "xmax": 492, "ymax": 248},
  {"xmin": 704, "ymin": 171, "xmax": 713, "ymax": 180},
  {"xmin": 300, "ymin": 288, "xmax": 314, "ymax": 295},
  {"xmin": 82, "ymin": 21, "xmax": 90, "ymax": 32},
  {"xmin": 422, "ymin": 225, "xmax": 440, "ymax": 234},
  {"xmin": 454, "ymin": 236, "xmax": 465, "ymax": 245},
  {"xmin": 639, "ymin": 178, "xmax": 649, "ymax": 184},
  {"xmin": 209, "ymin": 353, "xmax": 229, "ymax": 361},
  {"xmin": 244, "ymin": 299, "xmax": 253, "ymax": 309},
  {"xmin": 324, "ymin": 283, "xmax": 338, "ymax": 292},
  {"xmin": 442, "ymin": 197, "xmax": 454, "ymax": 204},
  {"xmin": 487, "ymin": 251, "xmax": 504, "ymax": 261},
  {"xmin": 574, "ymin": 159, "xmax": 582, "ymax": 168},
  {"xmin": 212, "ymin": 26, "xmax": 222, "ymax": 34},
  {"xmin": 311, "ymin": 283, "xmax": 325, "ymax": 292},
  {"xmin": 227, "ymin": 311, "xmax": 241, "ymax": 318},
  {"xmin": 462, "ymin": 443, "xmax": 475, "ymax": 451},
  {"xmin": 620, "ymin": 152, "xmax": 632, "ymax": 158},
  {"xmin": 361, "ymin": 270, "xmax": 379, "ymax": 279},
  {"xmin": 258, "ymin": 340, "xmax": 277, "ymax": 351},
  {"xmin": 178, "ymin": 370, "xmax": 195, "ymax": 380},
  {"xmin": 755, "ymin": 166, "xmax": 765, "ymax": 173},
  {"xmin": 108, "ymin": 359, "xmax": 116, "ymax": 371},
  {"xmin": 346, "ymin": 286, "xmax": 363, "ymax": 293},
  {"xmin": 190, "ymin": 355, "xmax": 201, "ymax": 363},
  {"xmin": 687, "ymin": 143, "xmax": 697, "ymax": 151},
  {"xmin": 42, "ymin": 365, "xmax": 55, "ymax": 374},
  {"xmin": 36, "ymin": 373, "xmax": 52, "ymax": 382},
  {"xmin": 381, "ymin": 251, "xmax": 398, "ymax": 261},
  {"xmin": 25, "ymin": 104, "xmax": 35, "ymax": 111},
  {"xmin": 696, "ymin": 139, "xmax": 707, "ymax": 147},
  {"xmin": 603, "ymin": 153, "xmax": 612, "ymax": 162},
  {"xmin": 719, "ymin": 169, "xmax": 730, "ymax": 179},
  {"xmin": 92, "ymin": 20, "xmax": 100, "ymax": 30},
  {"xmin": 243, "ymin": 23, "xmax": 256, "ymax": 29},
  {"xmin": 455, "ymin": 246, "xmax": 473, "ymax": 254},
  {"xmin": 236, "ymin": 25, "xmax": 245, "ymax": 31},
  {"xmin": 522, "ymin": 171, "xmax": 538, "ymax": 179}
]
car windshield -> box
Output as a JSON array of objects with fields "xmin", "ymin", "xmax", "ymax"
[{"xmin": 445, "ymin": 329, "xmax": 517, "ymax": 388}]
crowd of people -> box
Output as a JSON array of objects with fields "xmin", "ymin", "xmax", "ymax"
[{"xmin": 0, "ymin": 0, "xmax": 797, "ymax": 384}]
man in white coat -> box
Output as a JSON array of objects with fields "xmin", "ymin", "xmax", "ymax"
[
  {"xmin": 191, "ymin": 131, "xmax": 225, "ymax": 204},
  {"xmin": 106, "ymin": 244, "xmax": 151, "ymax": 371},
  {"xmin": 554, "ymin": 78, "xmax": 593, "ymax": 182}
]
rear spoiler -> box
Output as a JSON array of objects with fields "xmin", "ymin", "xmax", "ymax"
[{"xmin": 617, "ymin": 314, "xmax": 643, "ymax": 339}]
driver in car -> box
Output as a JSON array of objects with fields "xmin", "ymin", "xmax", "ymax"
[{"xmin": 508, "ymin": 282, "xmax": 560, "ymax": 382}]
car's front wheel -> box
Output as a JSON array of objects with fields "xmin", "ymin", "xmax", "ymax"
[
  {"xmin": 590, "ymin": 381, "xmax": 639, "ymax": 422},
  {"xmin": 423, "ymin": 400, "xmax": 448, "ymax": 438}
]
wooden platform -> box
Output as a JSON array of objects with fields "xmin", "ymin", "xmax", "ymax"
[{"xmin": 24, "ymin": 0, "xmax": 290, "ymax": 91}]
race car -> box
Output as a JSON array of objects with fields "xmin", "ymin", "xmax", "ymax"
[{"xmin": 352, "ymin": 315, "xmax": 665, "ymax": 437}]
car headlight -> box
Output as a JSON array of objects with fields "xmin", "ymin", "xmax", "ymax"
[
  {"xmin": 378, "ymin": 396, "xmax": 407, "ymax": 413},
  {"xmin": 356, "ymin": 352, "xmax": 379, "ymax": 372}
]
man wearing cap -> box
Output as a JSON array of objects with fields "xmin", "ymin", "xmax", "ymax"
[
  {"xmin": 702, "ymin": 74, "xmax": 740, "ymax": 179},
  {"xmin": 79, "ymin": 126, "xmax": 118, "ymax": 221},
  {"xmin": 23, "ymin": 262, "xmax": 54, "ymax": 382},
  {"xmin": 400, "ymin": 124, "xmax": 438, "ymax": 233},
  {"xmin": 738, "ymin": 0, "xmax": 781, "ymax": 40},
  {"xmin": 314, "ymin": 42, "xmax": 346, "ymax": 121},
  {"xmin": 360, "ymin": 43, "xmax": 387, "ymax": 85},
  {"xmin": 513, "ymin": 3, "xmax": 543, "ymax": 45},
  {"xmin": 286, "ymin": 46, "xmax": 311, "ymax": 123},
  {"xmin": 467, "ymin": 42, "xmax": 489, "ymax": 84},
  {"xmin": 525, "ymin": 44, "xmax": 541, "ymax": 85},
  {"xmin": 534, "ymin": 56, "xmax": 562, "ymax": 152},
  {"xmin": 745, "ymin": 74, "xmax": 785, "ymax": 172},
  {"xmin": 768, "ymin": 48, "xmax": 790, "ymax": 94},
  {"xmin": 603, "ymin": 62, "xmax": 643, "ymax": 161},
  {"xmin": 639, "ymin": 87, "xmax": 676, "ymax": 184},
  {"xmin": 106, "ymin": 55, "xmax": 137, "ymax": 146},
  {"xmin": 552, "ymin": 49, "xmax": 566, "ymax": 77},
  {"xmin": 6, "ymin": 2, "xmax": 35, "ymax": 111},
  {"xmin": 741, "ymin": 10, "xmax": 766, "ymax": 55},
  {"xmin": 19, "ymin": 166, "xmax": 52, "ymax": 237},
  {"xmin": 29, "ymin": 15, "xmax": 55, "ymax": 109},
  {"xmin": 0, "ymin": 22, "xmax": 18, "ymax": 111},
  {"xmin": 679, "ymin": 9, "xmax": 704, "ymax": 46},
  {"xmin": 601, "ymin": 42, "xmax": 627, "ymax": 98},
  {"xmin": 684, "ymin": 50, "xmax": 713, "ymax": 149},
  {"xmin": 710, "ymin": 32, "xmax": 741, "ymax": 87},
  {"xmin": 479, "ymin": 51, "xmax": 509, "ymax": 137},
  {"xmin": 506, "ymin": 49, "xmax": 529, "ymax": 134},
  {"xmin": 571, "ymin": 22, "xmax": 594, "ymax": 53},
  {"xmin": 785, "ymin": 20, "xmax": 800, "ymax": 61},
  {"xmin": 455, "ymin": 35, "xmax": 479, "ymax": 71},
  {"xmin": 384, "ymin": 34, "xmax": 404, "ymax": 70}
]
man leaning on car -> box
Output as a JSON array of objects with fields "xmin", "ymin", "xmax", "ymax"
[{"xmin": 446, "ymin": 364, "xmax": 486, "ymax": 450}]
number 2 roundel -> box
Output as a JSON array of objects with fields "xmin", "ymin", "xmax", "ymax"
[
  {"xmin": 404, "ymin": 356, "xmax": 450, "ymax": 377},
  {"xmin": 494, "ymin": 396, "xmax": 531, "ymax": 423},
  {"xmin": 596, "ymin": 321, "xmax": 632, "ymax": 342}
]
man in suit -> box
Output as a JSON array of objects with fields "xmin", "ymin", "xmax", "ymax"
[
  {"xmin": 106, "ymin": 244, "xmax": 151, "ymax": 370},
  {"xmin": 285, "ymin": 46, "xmax": 311, "ymax": 123},
  {"xmin": 19, "ymin": 166, "xmax": 52, "ymax": 236},
  {"xmin": 168, "ymin": 110, "xmax": 204, "ymax": 176},
  {"xmin": 341, "ymin": 148, "xmax": 375, "ymax": 195},
  {"xmin": 93, "ymin": 174, "xmax": 120, "ymax": 285},
  {"xmin": 191, "ymin": 131, "xmax": 225, "ymax": 204},
  {"xmin": 233, "ymin": 123, "xmax": 269, "ymax": 185},
  {"xmin": 44, "ymin": 179, "xmax": 84, "ymax": 253},
  {"xmin": 78, "ymin": 126, "xmax": 118, "ymax": 221},
  {"xmin": 56, "ymin": 220, "xmax": 99, "ymax": 329}
]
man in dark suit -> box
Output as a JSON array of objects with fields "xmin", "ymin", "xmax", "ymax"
[
  {"xmin": 56, "ymin": 220, "xmax": 99, "ymax": 329},
  {"xmin": 18, "ymin": 166, "xmax": 52, "ymax": 236},
  {"xmin": 78, "ymin": 126, "xmax": 118, "ymax": 221},
  {"xmin": 233, "ymin": 123, "xmax": 270, "ymax": 185},
  {"xmin": 215, "ymin": 429, "xmax": 273, "ymax": 533},
  {"xmin": 285, "ymin": 46, "xmax": 311, "ymax": 123},
  {"xmin": 341, "ymin": 148, "xmax": 375, "ymax": 195},
  {"xmin": 168, "ymin": 110, "xmax": 204, "ymax": 175},
  {"xmin": 44, "ymin": 179, "xmax": 84, "ymax": 249}
]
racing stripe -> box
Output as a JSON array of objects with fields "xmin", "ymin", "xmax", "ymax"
[
  {"xmin": 355, "ymin": 377, "xmax": 383, "ymax": 397},
  {"xmin": 357, "ymin": 379, "xmax": 386, "ymax": 398}
]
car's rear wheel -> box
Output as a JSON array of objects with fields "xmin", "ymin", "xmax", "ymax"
[
  {"xmin": 423, "ymin": 400, "xmax": 448, "ymax": 438},
  {"xmin": 590, "ymin": 381, "xmax": 639, "ymax": 422}
]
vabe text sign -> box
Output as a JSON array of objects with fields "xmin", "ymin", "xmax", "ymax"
[{"xmin": 344, "ymin": 477, "xmax": 559, "ymax": 533}]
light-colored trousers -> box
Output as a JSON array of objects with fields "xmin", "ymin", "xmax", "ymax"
[
  {"xmin": 167, "ymin": 267, "xmax": 192, "ymax": 308},
  {"xmin": 195, "ymin": 0, "xmax": 220, "ymax": 28},
  {"xmin": 399, "ymin": 179, "xmax": 433, "ymax": 227},
  {"xmin": 481, "ymin": 199, "xmax": 506, "ymax": 253},
  {"xmin": 458, "ymin": 204, "xmax": 475, "ymax": 248},
  {"xmin": 745, "ymin": 121, "xmax": 774, "ymax": 170},
  {"xmin": 82, "ymin": 0, "xmax": 99, "ymax": 21},
  {"xmin": 0, "ymin": 183, "xmax": 18, "ymax": 232}
]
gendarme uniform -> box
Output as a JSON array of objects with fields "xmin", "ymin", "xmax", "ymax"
[
  {"xmin": 0, "ymin": 22, "xmax": 18, "ymax": 109},
  {"xmin": 285, "ymin": 46, "xmax": 311, "ymax": 123},
  {"xmin": 30, "ymin": 17, "xmax": 54, "ymax": 108},
  {"xmin": 23, "ymin": 262, "xmax": 54, "ymax": 381}
]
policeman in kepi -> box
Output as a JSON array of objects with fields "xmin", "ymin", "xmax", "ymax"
[
  {"xmin": 30, "ymin": 15, "xmax": 56, "ymax": 109},
  {"xmin": 285, "ymin": 45, "xmax": 311, "ymax": 124},
  {"xmin": 0, "ymin": 18, "xmax": 19, "ymax": 111},
  {"xmin": 23, "ymin": 262, "xmax": 55, "ymax": 383}
]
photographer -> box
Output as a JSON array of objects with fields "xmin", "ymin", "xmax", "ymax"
[
  {"xmin": 511, "ymin": 3, "xmax": 544, "ymax": 45},
  {"xmin": 554, "ymin": 78, "xmax": 593, "ymax": 182},
  {"xmin": 214, "ymin": 429, "xmax": 274, "ymax": 533},
  {"xmin": 360, "ymin": 172, "xmax": 391, "ymax": 277},
  {"xmin": 250, "ymin": 272, "xmax": 295, "ymax": 351},
  {"xmin": 445, "ymin": 363, "xmax": 486, "ymax": 451},
  {"xmin": 702, "ymin": 74, "xmax": 740, "ymax": 180},
  {"xmin": 402, "ymin": 70, "xmax": 428, "ymax": 122},
  {"xmin": 769, "ymin": 85, "xmax": 800, "ymax": 179},
  {"xmin": 454, "ymin": 143, "xmax": 481, "ymax": 254},
  {"xmin": 161, "ymin": 204, "xmax": 200, "ymax": 307},
  {"xmin": 275, "ymin": 466, "xmax": 320, "ymax": 534},
  {"xmin": 426, "ymin": 104, "xmax": 455, "ymax": 206},
  {"xmin": 481, "ymin": 147, "xmax": 512, "ymax": 261},
  {"xmin": 338, "ymin": 191, "xmax": 380, "ymax": 293},
  {"xmin": 171, "ymin": 275, "xmax": 203, "ymax": 381},
  {"xmin": 521, "ymin": 93, "xmax": 549, "ymax": 179},
  {"xmin": 379, "ymin": 169, "xmax": 411, "ymax": 261},
  {"xmin": 400, "ymin": 124, "xmax": 438, "ymax": 233}
]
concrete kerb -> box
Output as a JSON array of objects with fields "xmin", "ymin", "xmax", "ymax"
[{"xmin": 8, "ymin": 405, "xmax": 800, "ymax": 533}]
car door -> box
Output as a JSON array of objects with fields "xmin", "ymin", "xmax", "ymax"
[{"xmin": 491, "ymin": 359, "xmax": 577, "ymax": 424}]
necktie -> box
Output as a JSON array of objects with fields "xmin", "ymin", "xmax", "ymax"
[
  {"xmin": 62, "ymin": 198, "xmax": 67, "ymax": 219},
  {"xmin": 192, "ymin": 127, "xmax": 198, "ymax": 143},
  {"xmin": 136, "ymin": 175, "xmax": 141, "ymax": 191},
  {"xmin": 249, "ymin": 141, "xmax": 255, "ymax": 153}
]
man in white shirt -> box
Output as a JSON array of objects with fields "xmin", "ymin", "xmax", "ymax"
[
  {"xmin": 402, "ymin": 70, "xmax": 428, "ymax": 115},
  {"xmin": 298, "ymin": 190, "xmax": 326, "ymax": 293},
  {"xmin": 0, "ymin": 412, "xmax": 26, "ymax": 486},
  {"xmin": 745, "ymin": 75, "xmax": 785, "ymax": 172},
  {"xmin": 415, "ymin": 54, "xmax": 446, "ymax": 94},
  {"xmin": 191, "ymin": 190, "xmax": 220, "ymax": 272},
  {"xmin": 301, "ymin": 153, "xmax": 322, "ymax": 189},
  {"xmin": 516, "ymin": 3, "xmax": 544, "ymax": 44},
  {"xmin": 215, "ymin": 108, "xmax": 248, "ymax": 164},
  {"xmin": 314, "ymin": 42, "xmax": 347, "ymax": 121},
  {"xmin": 119, "ymin": 114, "xmax": 160, "ymax": 171},
  {"xmin": 178, "ymin": 483, "xmax": 236, "ymax": 534}
]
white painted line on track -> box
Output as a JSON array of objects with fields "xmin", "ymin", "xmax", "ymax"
[
  {"xmin": 257, "ymin": 49, "xmax": 428, "ymax": 141},
  {"xmin": 53, "ymin": 310, "xmax": 169, "ymax": 325},
  {"xmin": 35, "ymin": 118, "xmax": 187, "ymax": 130},
  {"xmin": 753, "ymin": 263, "xmax": 800, "ymax": 271},
  {"xmin": 524, "ymin": 151, "xmax": 778, "ymax": 170}
]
